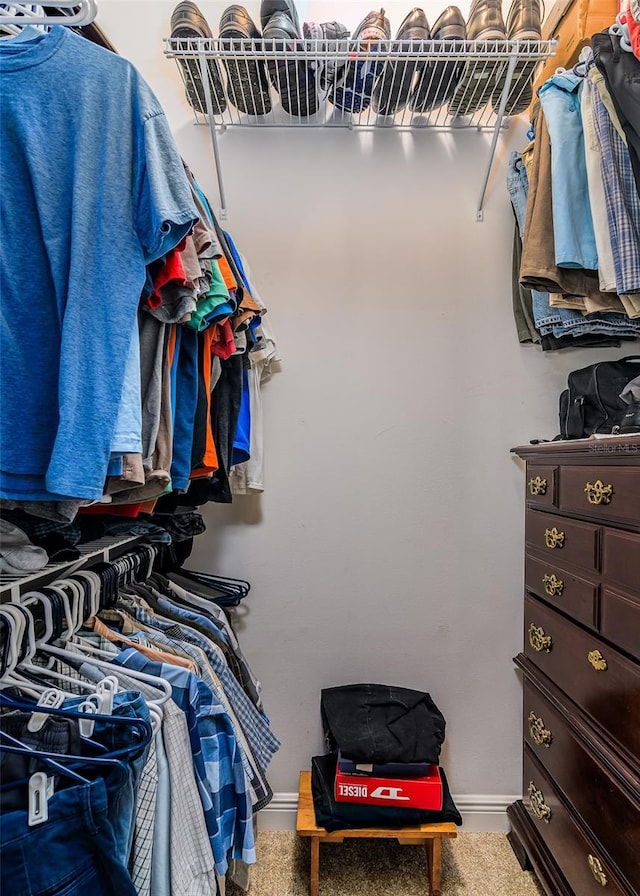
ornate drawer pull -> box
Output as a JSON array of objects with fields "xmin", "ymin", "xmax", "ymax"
[
  {"xmin": 527, "ymin": 781, "xmax": 551, "ymax": 823},
  {"xmin": 529, "ymin": 476, "xmax": 547, "ymax": 496},
  {"xmin": 543, "ymin": 573, "xmax": 564, "ymax": 597},
  {"xmin": 528, "ymin": 711, "xmax": 553, "ymax": 747},
  {"xmin": 584, "ymin": 479, "xmax": 613, "ymax": 505},
  {"xmin": 544, "ymin": 527, "xmax": 565, "ymax": 549},
  {"xmin": 529, "ymin": 624, "xmax": 552, "ymax": 653},
  {"xmin": 588, "ymin": 854, "xmax": 608, "ymax": 887},
  {"xmin": 588, "ymin": 650, "xmax": 608, "ymax": 671}
]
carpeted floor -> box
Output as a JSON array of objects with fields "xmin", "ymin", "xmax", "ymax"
[{"xmin": 230, "ymin": 830, "xmax": 545, "ymax": 895}]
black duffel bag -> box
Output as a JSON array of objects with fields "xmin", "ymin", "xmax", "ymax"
[{"xmin": 558, "ymin": 356, "xmax": 640, "ymax": 439}]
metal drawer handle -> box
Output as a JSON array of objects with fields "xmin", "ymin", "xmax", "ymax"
[
  {"xmin": 529, "ymin": 624, "xmax": 552, "ymax": 653},
  {"xmin": 588, "ymin": 650, "xmax": 608, "ymax": 672},
  {"xmin": 588, "ymin": 854, "xmax": 608, "ymax": 887},
  {"xmin": 528, "ymin": 711, "xmax": 553, "ymax": 747},
  {"xmin": 584, "ymin": 479, "xmax": 613, "ymax": 505},
  {"xmin": 544, "ymin": 527, "xmax": 565, "ymax": 549},
  {"xmin": 543, "ymin": 573, "xmax": 564, "ymax": 597},
  {"xmin": 527, "ymin": 781, "xmax": 551, "ymax": 823},
  {"xmin": 529, "ymin": 476, "xmax": 547, "ymax": 496}
]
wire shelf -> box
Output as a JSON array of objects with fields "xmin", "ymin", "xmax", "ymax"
[
  {"xmin": 165, "ymin": 37, "xmax": 556, "ymax": 130},
  {"xmin": 164, "ymin": 36, "xmax": 556, "ymax": 219},
  {"xmin": 0, "ymin": 535, "xmax": 144, "ymax": 603}
]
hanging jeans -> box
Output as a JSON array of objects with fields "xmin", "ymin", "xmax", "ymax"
[
  {"xmin": 320, "ymin": 683, "xmax": 446, "ymax": 765},
  {"xmin": 62, "ymin": 689, "xmax": 152, "ymax": 865},
  {"xmin": 0, "ymin": 778, "xmax": 138, "ymax": 896}
]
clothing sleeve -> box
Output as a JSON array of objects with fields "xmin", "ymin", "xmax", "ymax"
[{"xmin": 135, "ymin": 86, "xmax": 198, "ymax": 265}]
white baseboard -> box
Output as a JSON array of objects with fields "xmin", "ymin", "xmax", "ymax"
[{"xmin": 257, "ymin": 793, "xmax": 519, "ymax": 833}]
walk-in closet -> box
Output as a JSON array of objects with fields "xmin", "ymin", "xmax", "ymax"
[{"xmin": 1, "ymin": 1, "xmax": 638, "ymax": 894}]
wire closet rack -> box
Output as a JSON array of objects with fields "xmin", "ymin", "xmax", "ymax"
[{"xmin": 165, "ymin": 36, "xmax": 557, "ymax": 219}]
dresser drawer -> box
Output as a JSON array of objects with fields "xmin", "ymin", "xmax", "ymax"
[
  {"xmin": 524, "ymin": 681, "xmax": 640, "ymax": 892},
  {"xmin": 601, "ymin": 587, "xmax": 640, "ymax": 662},
  {"xmin": 602, "ymin": 529, "xmax": 640, "ymax": 596},
  {"xmin": 526, "ymin": 465, "xmax": 558, "ymax": 507},
  {"xmin": 525, "ymin": 554, "xmax": 598, "ymax": 629},
  {"xmin": 524, "ymin": 595, "xmax": 640, "ymax": 762},
  {"xmin": 523, "ymin": 748, "xmax": 629, "ymax": 896},
  {"xmin": 525, "ymin": 510, "xmax": 600, "ymax": 571},
  {"xmin": 559, "ymin": 467, "xmax": 640, "ymax": 525}
]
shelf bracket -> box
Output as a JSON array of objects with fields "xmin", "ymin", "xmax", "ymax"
[
  {"xmin": 476, "ymin": 49, "xmax": 520, "ymax": 222},
  {"xmin": 198, "ymin": 48, "xmax": 228, "ymax": 220}
]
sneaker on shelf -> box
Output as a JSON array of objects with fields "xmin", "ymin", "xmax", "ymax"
[
  {"xmin": 491, "ymin": 0, "xmax": 542, "ymax": 116},
  {"xmin": 302, "ymin": 20, "xmax": 350, "ymax": 95},
  {"xmin": 409, "ymin": 5, "xmax": 466, "ymax": 113},
  {"xmin": 372, "ymin": 7, "xmax": 430, "ymax": 116},
  {"xmin": 218, "ymin": 4, "xmax": 272, "ymax": 115},
  {"xmin": 448, "ymin": 0, "xmax": 507, "ymax": 116},
  {"xmin": 261, "ymin": 0, "xmax": 318, "ymax": 117},
  {"xmin": 329, "ymin": 8, "xmax": 391, "ymax": 114},
  {"xmin": 170, "ymin": 0, "xmax": 226, "ymax": 115}
]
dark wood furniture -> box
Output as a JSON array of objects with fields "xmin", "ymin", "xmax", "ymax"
[{"xmin": 508, "ymin": 437, "xmax": 640, "ymax": 896}]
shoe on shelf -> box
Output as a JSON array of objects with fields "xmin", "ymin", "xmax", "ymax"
[
  {"xmin": 303, "ymin": 20, "xmax": 350, "ymax": 94},
  {"xmin": 372, "ymin": 8, "xmax": 430, "ymax": 116},
  {"xmin": 448, "ymin": 0, "xmax": 507, "ymax": 116},
  {"xmin": 171, "ymin": 1, "xmax": 226, "ymax": 115},
  {"xmin": 261, "ymin": 0, "xmax": 318, "ymax": 116},
  {"xmin": 490, "ymin": 0, "xmax": 542, "ymax": 116},
  {"xmin": 218, "ymin": 5, "xmax": 272, "ymax": 116},
  {"xmin": 409, "ymin": 6, "xmax": 466, "ymax": 113},
  {"xmin": 620, "ymin": 401, "xmax": 640, "ymax": 433},
  {"xmin": 329, "ymin": 8, "xmax": 391, "ymax": 114}
]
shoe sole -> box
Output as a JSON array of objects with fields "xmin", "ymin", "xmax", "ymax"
[
  {"xmin": 409, "ymin": 57, "xmax": 465, "ymax": 112},
  {"xmin": 508, "ymin": 29, "xmax": 542, "ymax": 41},
  {"xmin": 468, "ymin": 27, "xmax": 507, "ymax": 40},
  {"xmin": 490, "ymin": 58, "xmax": 537, "ymax": 115},
  {"xmin": 263, "ymin": 30, "xmax": 319, "ymax": 116},
  {"xmin": 448, "ymin": 47, "xmax": 508, "ymax": 115},
  {"xmin": 372, "ymin": 37, "xmax": 429, "ymax": 116},
  {"xmin": 171, "ymin": 4, "xmax": 227, "ymax": 115},
  {"xmin": 330, "ymin": 59, "xmax": 384, "ymax": 113},
  {"xmin": 172, "ymin": 28, "xmax": 227, "ymax": 115},
  {"xmin": 223, "ymin": 51, "xmax": 273, "ymax": 115}
]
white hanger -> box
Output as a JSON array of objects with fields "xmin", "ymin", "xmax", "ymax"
[
  {"xmin": 40, "ymin": 640, "xmax": 173, "ymax": 706},
  {"xmin": 0, "ymin": 1, "xmax": 97, "ymax": 26}
]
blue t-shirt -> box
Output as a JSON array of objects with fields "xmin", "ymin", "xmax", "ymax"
[{"xmin": 0, "ymin": 27, "xmax": 198, "ymax": 500}]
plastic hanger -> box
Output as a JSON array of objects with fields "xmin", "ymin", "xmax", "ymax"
[
  {"xmin": 0, "ymin": 1, "xmax": 98, "ymax": 26},
  {"xmin": 39, "ymin": 640, "xmax": 173, "ymax": 707}
]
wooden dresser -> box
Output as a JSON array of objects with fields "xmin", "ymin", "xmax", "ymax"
[{"xmin": 508, "ymin": 438, "xmax": 640, "ymax": 896}]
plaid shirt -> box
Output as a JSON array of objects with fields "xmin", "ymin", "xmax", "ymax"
[
  {"xmin": 121, "ymin": 600, "xmax": 280, "ymax": 776},
  {"xmin": 590, "ymin": 77, "xmax": 640, "ymax": 296},
  {"xmin": 113, "ymin": 649, "xmax": 255, "ymax": 877},
  {"xmin": 118, "ymin": 618, "xmax": 273, "ymax": 811}
]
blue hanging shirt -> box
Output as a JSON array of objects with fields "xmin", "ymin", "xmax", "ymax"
[{"xmin": 0, "ymin": 27, "xmax": 198, "ymax": 500}]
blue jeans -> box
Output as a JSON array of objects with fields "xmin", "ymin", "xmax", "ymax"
[
  {"xmin": 506, "ymin": 153, "xmax": 560, "ymax": 334},
  {"xmin": 0, "ymin": 778, "xmax": 137, "ymax": 896},
  {"xmin": 63, "ymin": 689, "xmax": 151, "ymax": 865}
]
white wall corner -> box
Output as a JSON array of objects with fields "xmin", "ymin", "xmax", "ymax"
[{"xmin": 257, "ymin": 793, "xmax": 519, "ymax": 834}]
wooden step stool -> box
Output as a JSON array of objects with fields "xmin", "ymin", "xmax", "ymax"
[{"xmin": 295, "ymin": 771, "xmax": 457, "ymax": 896}]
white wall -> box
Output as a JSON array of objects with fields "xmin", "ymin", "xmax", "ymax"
[{"xmin": 99, "ymin": 0, "xmax": 631, "ymax": 829}]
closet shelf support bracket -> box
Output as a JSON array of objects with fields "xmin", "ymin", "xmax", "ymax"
[
  {"xmin": 476, "ymin": 50, "xmax": 520, "ymax": 222},
  {"xmin": 199, "ymin": 48, "xmax": 228, "ymax": 220}
]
